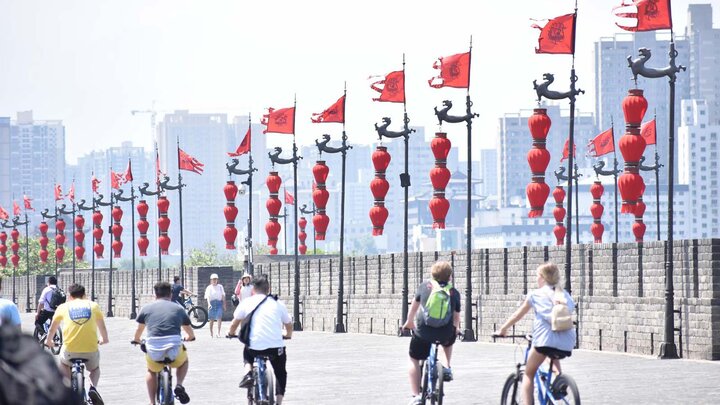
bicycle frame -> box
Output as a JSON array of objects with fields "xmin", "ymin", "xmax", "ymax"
[
  {"xmin": 157, "ymin": 363, "xmax": 173, "ymax": 405},
  {"xmin": 71, "ymin": 360, "xmax": 87, "ymax": 401},
  {"xmin": 425, "ymin": 343, "xmax": 439, "ymax": 397},
  {"xmin": 250, "ymin": 356, "xmax": 272, "ymax": 404},
  {"xmin": 515, "ymin": 339, "xmax": 561, "ymax": 405}
]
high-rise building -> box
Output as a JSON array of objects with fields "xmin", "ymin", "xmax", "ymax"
[
  {"xmin": 678, "ymin": 99, "xmax": 720, "ymax": 238},
  {"xmin": 686, "ymin": 4, "xmax": 720, "ymax": 125},
  {"xmin": 594, "ymin": 31, "xmax": 690, "ymax": 186},
  {"xmin": 479, "ymin": 148, "xmax": 498, "ymax": 198},
  {"xmin": 498, "ymin": 104, "xmax": 596, "ymax": 208},
  {"xmin": 0, "ymin": 111, "xmax": 65, "ymax": 225}
]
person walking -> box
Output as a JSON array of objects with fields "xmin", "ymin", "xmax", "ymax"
[{"xmin": 204, "ymin": 274, "xmax": 226, "ymax": 338}]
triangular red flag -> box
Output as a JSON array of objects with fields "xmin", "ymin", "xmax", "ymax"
[
  {"xmin": 284, "ymin": 190, "xmax": 295, "ymax": 205},
  {"xmin": 91, "ymin": 176, "xmax": 101, "ymax": 194},
  {"xmin": 428, "ymin": 52, "xmax": 471, "ymax": 89},
  {"xmin": 111, "ymin": 171, "xmax": 121, "ymax": 190},
  {"xmin": 178, "ymin": 148, "xmax": 204, "ymax": 174},
  {"xmin": 67, "ymin": 183, "xmax": 75, "ymax": 203},
  {"xmin": 12, "ymin": 201, "xmax": 20, "ymax": 216},
  {"xmin": 262, "ymin": 107, "xmax": 296, "ymax": 135},
  {"xmin": 640, "ymin": 119, "xmax": 656, "ymax": 146},
  {"xmin": 54, "ymin": 184, "xmax": 63, "ymax": 201},
  {"xmin": 561, "ymin": 139, "xmax": 577, "ymax": 162},
  {"xmin": 124, "ymin": 160, "xmax": 134, "ymax": 183},
  {"xmin": 533, "ymin": 13, "xmax": 576, "ymax": 55},
  {"xmin": 0, "ymin": 206, "xmax": 8, "ymax": 220},
  {"xmin": 588, "ymin": 128, "xmax": 615, "ymax": 157},
  {"xmin": 23, "ymin": 195, "xmax": 34, "ymax": 211},
  {"xmin": 614, "ymin": 0, "xmax": 672, "ymax": 32},
  {"xmin": 228, "ymin": 127, "xmax": 251, "ymax": 157},
  {"xmin": 370, "ymin": 70, "xmax": 405, "ymax": 103},
  {"xmin": 311, "ymin": 95, "xmax": 345, "ymax": 124}
]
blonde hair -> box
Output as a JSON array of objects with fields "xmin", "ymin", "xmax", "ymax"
[
  {"xmin": 431, "ymin": 261, "xmax": 453, "ymax": 283},
  {"xmin": 537, "ymin": 262, "xmax": 560, "ymax": 286}
]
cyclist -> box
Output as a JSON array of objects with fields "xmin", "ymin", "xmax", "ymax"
[
  {"xmin": 133, "ymin": 281, "xmax": 195, "ymax": 405},
  {"xmin": 401, "ymin": 261, "xmax": 461, "ymax": 405},
  {"xmin": 45, "ymin": 283, "xmax": 109, "ymax": 405},
  {"xmin": 228, "ymin": 274, "xmax": 292, "ymax": 405},
  {"xmin": 495, "ymin": 262, "xmax": 576, "ymax": 405},
  {"xmin": 171, "ymin": 276, "xmax": 194, "ymax": 306},
  {"xmin": 0, "ymin": 276, "xmax": 21, "ymax": 327},
  {"xmin": 35, "ymin": 275, "xmax": 60, "ymax": 334}
]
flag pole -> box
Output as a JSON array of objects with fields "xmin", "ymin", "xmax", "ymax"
[
  {"xmin": 176, "ymin": 137, "xmax": 186, "ymax": 285},
  {"xmin": 227, "ymin": 114, "xmax": 256, "ymax": 275},
  {"xmin": 401, "ymin": 53, "xmax": 410, "ymax": 337},
  {"xmin": 24, "ymin": 211, "xmax": 30, "ymax": 312},
  {"xmin": 292, "ymin": 95, "xmax": 301, "ymax": 331},
  {"xmin": 612, "ymin": 120, "xmax": 619, "ymax": 244},
  {"xmin": 463, "ymin": 37, "xmax": 477, "ymax": 341},
  {"xmin": 107, "ymin": 169, "xmax": 114, "ymax": 317}
]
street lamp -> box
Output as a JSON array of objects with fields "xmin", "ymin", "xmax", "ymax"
[
  {"xmin": 94, "ymin": 193, "xmax": 113, "ymax": 317},
  {"xmin": 114, "ymin": 187, "xmax": 138, "ymax": 319},
  {"xmin": 58, "ymin": 203, "xmax": 78, "ymax": 282},
  {"xmin": 227, "ymin": 154, "xmax": 258, "ymax": 275},
  {"xmin": 299, "ymin": 204, "xmax": 316, "ymax": 255}
]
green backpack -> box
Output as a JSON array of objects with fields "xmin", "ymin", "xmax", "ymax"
[{"xmin": 422, "ymin": 280, "xmax": 453, "ymax": 328}]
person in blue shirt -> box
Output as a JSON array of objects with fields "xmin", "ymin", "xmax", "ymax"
[
  {"xmin": 0, "ymin": 277, "xmax": 21, "ymax": 327},
  {"xmin": 495, "ymin": 262, "xmax": 576, "ymax": 405}
]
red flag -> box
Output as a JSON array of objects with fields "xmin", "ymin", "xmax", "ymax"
[
  {"xmin": 178, "ymin": 148, "xmax": 204, "ymax": 174},
  {"xmin": 641, "ymin": 119, "xmax": 656, "ymax": 145},
  {"xmin": 12, "ymin": 201, "xmax": 20, "ymax": 216},
  {"xmin": 262, "ymin": 107, "xmax": 295, "ymax": 134},
  {"xmin": 91, "ymin": 176, "xmax": 101, "ymax": 194},
  {"xmin": 0, "ymin": 206, "xmax": 8, "ymax": 220},
  {"xmin": 155, "ymin": 144, "xmax": 163, "ymax": 185},
  {"xmin": 111, "ymin": 171, "xmax": 122, "ymax": 190},
  {"xmin": 67, "ymin": 183, "xmax": 75, "ymax": 203},
  {"xmin": 614, "ymin": 0, "xmax": 672, "ymax": 32},
  {"xmin": 228, "ymin": 127, "xmax": 251, "ymax": 157},
  {"xmin": 588, "ymin": 128, "xmax": 615, "ymax": 157},
  {"xmin": 23, "ymin": 195, "xmax": 34, "ymax": 211},
  {"xmin": 533, "ymin": 13, "xmax": 576, "ymax": 55},
  {"xmin": 284, "ymin": 190, "xmax": 295, "ymax": 205},
  {"xmin": 311, "ymin": 95, "xmax": 345, "ymax": 124},
  {"xmin": 370, "ymin": 70, "xmax": 405, "ymax": 103},
  {"xmin": 124, "ymin": 160, "xmax": 134, "ymax": 183},
  {"xmin": 428, "ymin": 52, "xmax": 471, "ymax": 89},
  {"xmin": 561, "ymin": 139, "xmax": 577, "ymax": 162},
  {"xmin": 54, "ymin": 184, "xmax": 63, "ymax": 201}
]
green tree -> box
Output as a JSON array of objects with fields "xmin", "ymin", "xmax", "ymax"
[
  {"xmin": 185, "ymin": 242, "xmax": 219, "ymax": 268},
  {"xmin": 0, "ymin": 236, "xmax": 88, "ymax": 278}
]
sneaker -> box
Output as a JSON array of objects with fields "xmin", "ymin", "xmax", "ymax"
[
  {"xmin": 174, "ymin": 384, "xmax": 190, "ymax": 404},
  {"xmin": 407, "ymin": 394, "xmax": 422, "ymax": 405},
  {"xmin": 88, "ymin": 386, "xmax": 104, "ymax": 405},
  {"xmin": 443, "ymin": 367, "xmax": 453, "ymax": 382},
  {"xmin": 238, "ymin": 371, "xmax": 253, "ymax": 389}
]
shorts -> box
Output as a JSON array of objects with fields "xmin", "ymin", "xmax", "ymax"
[
  {"xmin": 534, "ymin": 346, "xmax": 572, "ymax": 360},
  {"xmin": 409, "ymin": 333, "xmax": 457, "ymax": 361},
  {"xmin": 145, "ymin": 345, "xmax": 188, "ymax": 373},
  {"xmin": 208, "ymin": 300, "xmax": 223, "ymax": 320},
  {"xmin": 60, "ymin": 350, "xmax": 100, "ymax": 371},
  {"xmin": 243, "ymin": 347, "xmax": 288, "ymax": 396}
]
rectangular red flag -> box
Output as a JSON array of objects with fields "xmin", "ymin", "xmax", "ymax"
[
  {"xmin": 285, "ymin": 190, "xmax": 295, "ymax": 205},
  {"xmin": 615, "ymin": 0, "xmax": 672, "ymax": 32},
  {"xmin": 311, "ymin": 95, "xmax": 345, "ymax": 124},
  {"xmin": 262, "ymin": 107, "xmax": 296, "ymax": 134},
  {"xmin": 428, "ymin": 52, "xmax": 471, "ymax": 89},
  {"xmin": 91, "ymin": 175, "xmax": 101, "ymax": 194},
  {"xmin": 54, "ymin": 184, "xmax": 63, "ymax": 201},
  {"xmin": 588, "ymin": 128, "xmax": 615, "ymax": 157},
  {"xmin": 370, "ymin": 70, "xmax": 405, "ymax": 103},
  {"xmin": 66, "ymin": 183, "xmax": 75, "ymax": 203},
  {"xmin": 561, "ymin": 139, "xmax": 577, "ymax": 162},
  {"xmin": 111, "ymin": 171, "xmax": 122, "ymax": 190},
  {"xmin": 23, "ymin": 195, "xmax": 34, "ymax": 211},
  {"xmin": 228, "ymin": 127, "xmax": 251, "ymax": 157},
  {"xmin": 0, "ymin": 206, "xmax": 8, "ymax": 220},
  {"xmin": 641, "ymin": 119, "xmax": 656, "ymax": 145},
  {"xmin": 12, "ymin": 201, "xmax": 20, "ymax": 216},
  {"xmin": 533, "ymin": 13, "xmax": 576, "ymax": 55},
  {"xmin": 124, "ymin": 160, "xmax": 134, "ymax": 183},
  {"xmin": 178, "ymin": 148, "xmax": 204, "ymax": 174}
]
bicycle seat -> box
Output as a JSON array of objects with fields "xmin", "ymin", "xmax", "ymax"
[
  {"xmin": 70, "ymin": 358, "xmax": 89, "ymax": 363},
  {"xmin": 160, "ymin": 358, "xmax": 173, "ymax": 365}
]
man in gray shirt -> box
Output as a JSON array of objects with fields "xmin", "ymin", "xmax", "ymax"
[{"xmin": 133, "ymin": 282, "xmax": 195, "ymax": 404}]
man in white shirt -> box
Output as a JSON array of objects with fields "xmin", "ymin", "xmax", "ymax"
[
  {"xmin": 34, "ymin": 276, "xmax": 60, "ymax": 334},
  {"xmin": 228, "ymin": 274, "xmax": 292, "ymax": 405}
]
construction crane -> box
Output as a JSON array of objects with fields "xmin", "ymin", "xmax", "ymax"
[{"xmin": 131, "ymin": 100, "xmax": 159, "ymax": 142}]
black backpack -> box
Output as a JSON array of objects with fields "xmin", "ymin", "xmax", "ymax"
[
  {"xmin": 0, "ymin": 324, "xmax": 82, "ymax": 405},
  {"xmin": 49, "ymin": 287, "xmax": 66, "ymax": 310}
]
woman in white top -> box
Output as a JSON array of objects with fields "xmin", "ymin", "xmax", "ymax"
[
  {"xmin": 234, "ymin": 273, "xmax": 253, "ymax": 303},
  {"xmin": 495, "ymin": 262, "xmax": 576, "ymax": 405},
  {"xmin": 204, "ymin": 274, "xmax": 227, "ymax": 338}
]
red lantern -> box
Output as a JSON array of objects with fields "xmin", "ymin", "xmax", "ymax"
[
  {"xmin": 0, "ymin": 244, "xmax": 5, "ymax": 254},
  {"xmin": 224, "ymin": 204, "xmax": 239, "ymax": 222},
  {"xmin": 112, "ymin": 206, "xmax": 123, "ymax": 222},
  {"xmin": 112, "ymin": 240, "xmax": 123, "ymax": 258},
  {"xmin": 313, "ymin": 214, "xmax": 329, "ymax": 240},
  {"xmin": 372, "ymin": 146, "xmax": 391, "ymax": 172},
  {"xmin": 526, "ymin": 108, "xmax": 553, "ymax": 218},
  {"xmin": 75, "ymin": 245, "xmax": 85, "ymax": 261},
  {"xmin": 552, "ymin": 186, "xmax": 566, "ymax": 246},
  {"xmin": 265, "ymin": 220, "xmax": 281, "ymax": 246},
  {"xmin": 223, "ymin": 226, "xmax": 237, "ymax": 250},
  {"xmin": 39, "ymin": 221, "xmax": 49, "ymax": 234},
  {"xmin": 10, "ymin": 229, "xmax": 19, "ymax": 242},
  {"xmin": 40, "ymin": 249, "xmax": 49, "ymax": 263},
  {"xmin": 137, "ymin": 237, "xmax": 149, "ymax": 256},
  {"xmin": 137, "ymin": 200, "xmax": 149, "ymax": 217},
  {"xmin": 266, "ymin": 172, "xmax": 282, "ymax": 194},
  {"xmin": 0, "ymin": 231, "xmax": 6, "ymax": 243},
  {"xmin": 93, "ymin": 242, "xmax": 104, "ymax": 258},
  {"xmin": 299, "ymin": 217, "xmax": 307, "ymax": 229},
  {"xmin": 224, "ymin": 181, "xmax": 238, "ymax": 201},
  {"xmin": 137, "ymin": 200, "xmax": 149, "ymax": 256},
  {"xmin": 157, "ymin": 196, "xmax": 170, "ymax": 213},
  {"xmin": 429, "ymin": 197, "xmax": 450, "ymax": 229},
  {"xmin": 74, "ymin": 214, "xmax": 85, "ymax": 261},
  {"xmin": 622, "ymin": 89, "xmax": 648, "ymax": 126},
  {"xmin": 312, "ymin": 161, "xmax": 331, "ymax": 240},
  {"xmin": 55, "ymin": 247, "xmax": 65, "ymax": 262},
  {"xmin": 158, "ymin": 235, "xmax": 171, "ymax": 254},
  {"xmin": 0, "ymin": 256, "xmax": 6, "ymax": 268},
  {"xmin": 55, "ymin": 234, "xmax": 66, "ymax": 245},
  {"xmin": 92, "ymin": 211, "xmax": 103, "ymax": 225},
  {"xmin": 266, "ymin": 172, "xmax": 283, "ymax": 247},
  {"xmin": 298, "ymin": 216, "xmax": 308, "ymax": 255},
  {"xmin": 298, "ymin": 231, "xmax": 307, "ymax": 244},
  {"xmin": 618, "ymin": 172, "xmax": 644, "ymax": 213},
  {"xmin": 112, "ymin": 224, "xmax": 123, "ymax": 239},
  {"xmin": 633, "ymin": 197, "xmax": 647, "ymax": 242},
  {"xmin": 312, "ymin": 161, "xmax": 330, "ymax": 184},
  {"xmin": 158, "ymin": 216, "xmax": 170, "ymax": 232},
  {"xmin": 92, "ymin": 209, "xmax": 104, "ymax": 259},
  {"xmin": 312, "ymin": 189, "xmax": 329, "ymax": 209},
  {"xmin": 429, "ymin": 167, "xmax": 451, "ymax": 192},
  {"xmin": 618, "ymin": 89, "xmax": 649, "ymax": 214},
  {"xmin": 369, "ymin": 205, "xmax": 389, "ymax": 236},
  {"xmin": 56, "ymin": 219, "xmax": 66, "ymax": 233},
  {"xmin": 299, "ymin": 245, "xmax": 307, "ymax": 255},
  {"xmin": 265, "ymin": 199, "xmax": 281, "ymax": 217},
  {"xmin": 370, "ymin": 178, "xmax": 390, "ymax": 201},
  {"xmin": 370, "ymin": 146, "xmax": 391, "ymax": 235},
  {"xmin": 92, "ymin": 227, "xmax": 103, "ymax": 241},
  {"xmin": 430, "ymin": 132, "xmax": 451, "ymax": 160},
  {"xmin": 269, "ymin": 247, "xmax": 278, "ymax": 255},
  {"xmin": 590, "ymin": 180, "xmax": 605, "ymax": 243},
  {"xmin": 137, "ymin": 220, "xmax": 149, "ymax": 234},
  {"xmin": 11, "ymin": 254, "xmax": 19, "ymax": 267},
  {"xmin": 158, "ymin": 197, "xmax": 171, "ymax": 253},
  {"xmin": 223, "ymin": 181, "xmax": 238, "ymax": 250},
  {"xmin": 39, "ymin": 236, "xmax": 48, "ymax": 248}
]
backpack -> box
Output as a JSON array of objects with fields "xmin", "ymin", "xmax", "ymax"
[
  {"xmin": 0, "ymin": 324, "xmax": 83, "ymax": 405},
  {"xmin": 421, "ymin": 280, "xmax": 454, "ymax": 328},
  {"xmin": 49, "ymin": 287, "xmax": 66, "ymax": 310},
  {"xmin": 550, "ymin": 287, "xmax": 573, "ymax": 332},
  {"xmin": 239, "ymin": 295, "xmax": 272, "ymax": 345}
]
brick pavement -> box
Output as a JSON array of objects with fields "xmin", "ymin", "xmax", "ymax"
[{"xmin": 18, "ymin": 313, "xmax": 719, "ymax": 404}]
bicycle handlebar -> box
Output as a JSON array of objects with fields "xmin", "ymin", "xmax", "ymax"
[{"xmin": 491, "ymin": 334, "xmax": 532, "ymax": 342}]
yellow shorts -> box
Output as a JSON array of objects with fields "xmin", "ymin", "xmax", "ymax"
[{"xmin": 145, "ymin": 345, "xmax": 188, "ymax": 373}]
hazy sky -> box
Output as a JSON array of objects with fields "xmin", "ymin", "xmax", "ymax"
[{"xmin": 0, "ymin": 0, "xmax": 716, "ymax": 163}]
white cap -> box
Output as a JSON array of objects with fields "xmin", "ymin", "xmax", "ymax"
[
  {"xmin": 210, "ymin": 273, "xmax": 219, "ymax": 279},
  {"xmin": 241, "ymin": 272, "xmax": 252, "ymax": 280}
]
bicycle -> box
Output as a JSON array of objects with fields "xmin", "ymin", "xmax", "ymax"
[
  {"xmin": 70, "ymin": 357, "xmax": 98, "ymax": 404},
  {"xmin": 34, "ymin": 317, "xmax": 62, "ymax": 355},
  {"xmin": 226, "ymin": 334, "xmax": 291, "ymax": 405},
  {"xmin": 182, "ymin": 295, "xmax": 208, "ymax": 329},
  {"xmin": 131, "ymin": 338, "xmax": 194, "ymax": 405},
  {"xmin": 401, "ymin": 328, "xmax": 451, "ymax": 405},
  {"xmin": 494, "ymin": 334, "xmax": 581, "ymax": 405}
]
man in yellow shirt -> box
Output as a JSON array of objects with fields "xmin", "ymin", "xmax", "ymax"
[{"xmin": 46, "ymin": 283, "xmax": 109, "ymax": 405}]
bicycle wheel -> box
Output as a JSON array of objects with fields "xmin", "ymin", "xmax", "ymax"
[
  {"xmin": 500, "ymin": 373, "xmax": 523, "ymax": 405},
  {"xmin": 420, "ymin": 362, "xmax": 429, "ymax": 405},
  {"xmin": 267, "ymin": 373, "xmax": 275, "ymax": 405},
  {"xmin": 159, "ymin": 370, "xmax": 173, "ymax": 405},
  {"xmin": 435, "ymin": 366, "xmax": 444, "ymax": 405},
  {"xmin": 72, "ymin": 369, "xmax": 85, "ymax": 400},
  {"xmin": 551, "ymin": 374, "xmax": 580, "ymax": 404},
  {"xmin": 188, "ymin": 306, "xmax": 208, "ymax": 329}
]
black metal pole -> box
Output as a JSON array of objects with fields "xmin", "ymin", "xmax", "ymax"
[
  {"xmin": 336, "ymin": 132, "xmax": 348, "ymax": 333},
  {"xmin": 292, "ymin": 139, "xmax": 301, "ymax": 331},
  {"xmin": 248, "ymin": 157, "xmax": 254, "ymax": 275},
  {"xmin": 574, "ymin": 164, "xmax": 579, "ymax": 244},
  {"xmin": 107, "ymin": 193, "xmax": 114, "ymax": 317},
  {"xmin": 312, "ymin": 202, "xmax": 317, "ymax": 255},
  {"xmin": 655, "ymin": 150, "xmax": 661, "ymax": 241},
  {"xmin": 71, "ymin": 207, "xmax": 76, "ymax": 282},
  {"xmin": 92, "ymin": 199, "xmax": 96, "ymax": 300},
  {"xmin": 25, "ymin": 214, "xmax": 30, "ymax": 312},
  {"xmin": 283, "ymin": 203, "xmax": 288, "ymax": 255},
  {"xmin": 157, "ymin": 192, "xmax": 162, "ymax": 281},
  {"xmin": 130, "ymin": 189, "xmax": 137, "ymax": 319},
  {"xmin": 178, "ymin": 172, "xmax": 185, "ymax": 285},
  {"xmin": 614, "ymin": 158, "xmax": 619, "ymax": 244},
  {"xmin": 463, "ymin": 97, "xmax": 475, "ymax": 341},
  {"xmin": 564, "ymin": 68, "xmax": 577, "ymax": 294}
]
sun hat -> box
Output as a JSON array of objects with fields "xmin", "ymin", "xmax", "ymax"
[
  {"xmin": 241, "ymin": 272, "xmax": 252, "ymax": 280},
  {"xmin": 210, "ymin": 273, "xmax": 219, "ymax": 279}
]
